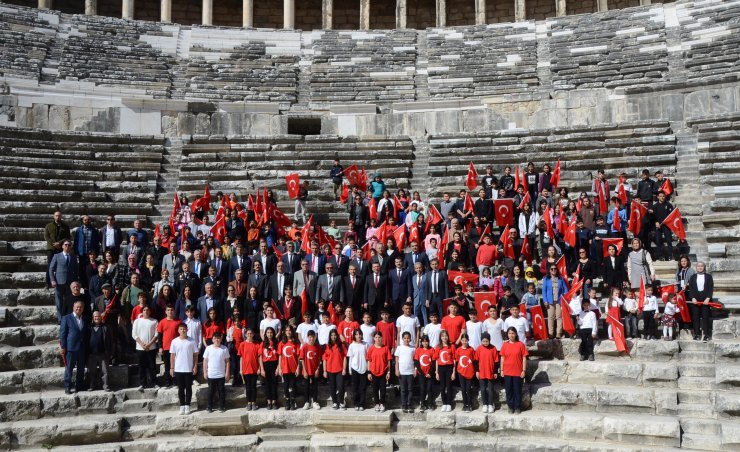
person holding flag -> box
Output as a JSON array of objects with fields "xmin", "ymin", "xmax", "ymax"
[
  {"xmin": 577, "ymin": 298, "xmax": 598, "ymax": 361},
  {"xmin": 626, "ymin": 238, "xmax": 655, "ymax": 291},
  {"xmin": 541, "ymin": 264, "xmax": 568, "ymax": 339},
  {"xmin": 652, "ymin": 191, "xmax": 675, "ymax": 261}
]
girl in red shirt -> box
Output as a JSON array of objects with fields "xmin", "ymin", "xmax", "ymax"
[
  {"xmin": 259, "ymin": 326, "xmax": 280, "ymax": 410},
  {"xmin": 413, "ymin": 334, "xmax": 435, "ymax": 412},
  {"xmin": 455, "ymin": 333, "xmax": 476, "ymax": 412},
  {"xmin": 299, "ymin": 330, "xmax": 322, "ymax": 409},
  {"xmin": 278, "ymin": 325, "xmax": 301, "ymax": 410},
  {"xmin": 202, "ymin": 307, "xmax": 225, "ymax": 347},
  {"xmin": 475, "ymin": 332, "xmax": 500, "ymax": 413},
  {"xmin": 435, "ymin": 329, "xmax": 456, "ymax": 412},
  {"xmin": 338, "ymin": 307, "xmax": 360, "ymax": 344},
  {"xmin": 238, "ymin": 328, "xmax": 261, "ymax": 411},
  {"xmin": 366, "ymin": 331, "xmax": 391, "ymax": 412},
  {"xmin": 226, "ymin": 307, "xmax": 246, "ymax": 387},
  {"xmin": 322, "ymin": 329, "xmax": 347, "ymax": 410},
  {"xmin": 441, "ymin": 303, "xmax": 466, "ymax": 345},
  {"xmin": 500, "ymin": 326, "xmax": 529, "ymax": 414}
]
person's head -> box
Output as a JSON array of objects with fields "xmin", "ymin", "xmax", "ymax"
[
  {"xmin": 264, "ymin": 326, "xmax": 276, "ymax": 342},
  {"xmin": 177, "ymin": 322, "xmax": 188, "ymax": 338},
  {"xmin": 69, "ymin": 280, "xmax": 81, "ymax": 296},
  {"xmin": 204, "ymin": 282, "xmax": 214, "ymax": 296},
  {"xmin": 645, "ymin": 285, "xmax": 654, "ymax": 295},
  {"xmin": 137, "ymin": 292, "xmax": 148, "ymax": 306},
  {"xmin": 549, "ymin": 265, "xmax": 558, "ymax": 277},
  {"xmin": 321, "ymin": 311, "xmax": 331, "ymax": 324},
  {"xmin": 506, "ymin": 326, "xmax": 518, "ymax": 342},
  {"xmin": 487, "ymin": 304, "xmax": 497, "ymax": 319},
  {"xmin": 510, "ymin": 305, "xmax": 520, "ymax": 318},
  {"xmin": 429, "ymin": 311, "xmax": 439, "ymax": 324},
  {"xmin": 588, "ymin": 287, "xmax": 597, "ymax": 299},
  {"xmin": 141, "ymin": 305, "xmax": 151, "ymax": 318},
  {"xmin": 212, "ymin": 332, "xmax": 223, "ymax": 345},
  {"xmin": 611, "ymin": 286, "xmax": 622, "ymax": 298},
  {"xmin": 631, "ymin": 238, "xmax": 642, "ymax": 251},
  {"xmin": 448, "ymin": 303, "xmax": 458, "ymax": 316},
  {"xmin": 380, "ymin": 309, "xmax": 390, "ymax": 322},
  {"xmin": 317, "ymin": 299, "xmax": 326, "ymax": 311},
  {"xmin": 679, "ymin": 254, "xmax": 690, "ymax": 269},
  {"xmin": 469, "ymin": 309, "xmax": 478, "ymax": 322},
  {"xmin": 306, "ymin": 329, "xmax": 316, "ymax": 344},
  {"xmin": 401, "ymin": 331, "xmax": 411, "ymax": 346},
  {"xmin": 185, "ymin": 306, "xmax": 195, "ymax": 319},
  {"xmin": 165, "ymin": 305, "xmax": 175, "ymax": 320},
  {"xmin": 440, "ymin": 329, "xmax": 451, "ymax": 347},
  {"xmin": 372, "ymin": 262, "xmax": 380, "ymax": 274},
  {"xmin": 328, "ymin": 328, "xmax": 341, "ymax": 346},
  {"xmin": 527, "ymin": 282, "xmax": 535, "ymax": 293},
  {"xmin": 343, "ymin": 306, "xmax": 353, "ymax": 320},
  {"xmin": 503, "ymin": 285, "xmax": 512, "ymax": 297},
  {"xmin": 353, "ymin": 329, "xmax": 363, "ymax": 343},
  {"xmin": 460, "ymin": 333, "xmax": 469, "ymax": 347},
  {"xmin": 581, "ymin": 299, "xmax": 592, "ymax": 311},
  {"xmin": 402, "ymin": 303, "xmax": 413, "ymax": 317},
  {"xmin": 454, "ymin": 284, "xmax": 463, "ymax": 296},
  {"xmin": 205, "ymin": 307, "xmax": 217, "ymax": 322}
]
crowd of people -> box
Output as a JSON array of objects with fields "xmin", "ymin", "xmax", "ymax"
[{"xmin": 50, "ymin": 160, "xmax": 718, "ymax": 413}]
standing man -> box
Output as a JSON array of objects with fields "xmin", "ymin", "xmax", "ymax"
[
  {"xmin": 295, "ymin": 181, "xmax": 309, "ymax": 224},
  {"xmin": 45, "ymin": 211, "xmax": 71, "ymax": 287},
  {"xmin": 364, "ymin": 262, "xmax": 389, "ymax": 320},
  {"xmin": 49, "ymin": 240, "xmax": 78, "ymax": 321},
  {"xmin": 74, "ymin": 215, "xmax": 100, "ymax": 281},
  {"xmin": 316, "ymin": 262, "xmax": 343, "ymax": 306},
  {"xmin": 330, "ymin": 159, "xmax": 344, "ymax": 201},
  {"xmin": 60, "ymin": 300, "xmax": 89, "ymax": 394},
  {"xmin": 86, "ymin": 310, "xmax": 111, "ymax": 392},
  {"xmin": 99, "ymin": 214, "xmax": 123, "ymax": 258},
  {"xmin": 424, "ymin": 258, "xmax": 448, "ymax": 321}
]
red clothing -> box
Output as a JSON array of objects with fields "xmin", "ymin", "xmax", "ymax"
[
  {"xmin": 413, "ymin": 347, "xmax": 435, "ymax": 376},
  {"xmin": 322, "ymin": 343, "xmax": 346, "ymax": 373},
  {"xmin": 157, "ymin": 318, "xmax": 181, "ymax": 351},
  {"xmin": 375, "ymin": 321, "xmax": 397, "ymax": 349},
  {"xmin": 227, "ymin": 319, "xmax": 246, "ymax": 349},
  {"xmin": 455, "ymin": 346, "xmax": 476, "ymax": 379},
  {"xmin": 299, "ymin": 343, "xmax": 322, "ymax": 375},
  {"xmin": 259, "ymin": 342, "xmax": 279, "ymax": 363},
  {"xmin": 435, "ymin": 344, "xmax": 456, "ymax": 366},
  {"xmin": 238, "ymin": 341, "xmax": 261, "ymax": 375},
  {"xmin": 441, "ymin": 315, "xmax": 466, "ymax": 343},
  {"xmin": 367, "ymin": 345, "xmax": 392, "ymax": 377},
  {"xmin": 278, "ymin": 341, "xmax": 300, "ymax": 374},
  {"xmin": 475, "ymin": 344, "xmax": 499, "ymax": 379},
  {"xmin": 130, "ymin": 304, "xmax": 146, "ymax": 322},
  {"xmin": 500, "ymin": 340, "xmax": 528, "ymax": 377},
  {"xmin": 202, "ymin": 321, "xmax": 225, "ymax": 341},
  {"xmin": 476, "ymin": 243, "xmax": 498, "ymax": 267},
  {"xmin": 338, "ymin": 320, "xmax": 360, "ymax": 343}
]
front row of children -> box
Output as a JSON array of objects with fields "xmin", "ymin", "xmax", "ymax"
[{"xmin": 169, "ymin": 303, "xmax": 529, "ymax": 415}]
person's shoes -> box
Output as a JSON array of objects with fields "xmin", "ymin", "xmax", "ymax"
[
  {"xmin": 355, "ymin": 406, "xmax": 360, "ymax": 411},
  {"xmin": 374, "ymin": 404, "xmax": 380, "ymax": 411},
  {"xmin": 207, "ymin": 408, "xmax": 213, "ymax": 413},
  {"xmin": 154, "ymin": 385, "xmax": 161, "ymax": 390},
  {"xmin": 312, "ymin": 402, "xmax": 321, "ymax": 410},
  {"xmin": 332, "ymin": 403, "xmax": 339, "ymax": 410},
  {"xmin": 137, "ymin": 385, "xmax": 144, "ymax": 391},
  {"xmin": 359, "ymin": 407, "xmax": 364, "ymax": 411},
  {"xmin": 703, "ymin": 336, "xmax": 709, "ymax": 342},
  {"xmin": 65, "ymin": 388, "xmax": 72, "ymax": 395},
  {"xmin": 588, "ymin": 354, "xmax": 595, "ymax": 361},
  {"xmin": 104, "ymin": 387, "xmax": 111, "ymax": 392},
  {"xmin": 179, "ymin": 406, "xmax": 185, "ymax": 415},
  {"xmin": 303, "ymin": 402, "xmax": 310, "ymax": 410},
  {"xmin": 379, "ymin": 404, "xmax": 386, "ymax": 412},
  {"xmin": 508, "ymin": 408, "xmax": 514, "ymax": 414},
  {"xmin": 580, "ymin": 355, "xmax": 587, "ymax": 361},
  {"xmin": 481, "ymin": 405, "xmax": 488, "ymax": 413},
  {"xmin": 340, "ymin": 403, "xmax": 346, "ymax": 410},
  {"xmin": 515, "ymin": 409, "xmax": 522, "ymax": 414},
  {"xmin": 420, "ymin": 404, "xmax": 426, "ymax": 412},
  {"xmin": 219, "ymin": 408, "xmax": 226, "ymax": 413},
  {"xmin": 184, "ymin": 406, "xmax": 190, "ymax": 415},
  {"xmin": 490, "ymin": 405, "xmax": 496, "ymax": 413}
]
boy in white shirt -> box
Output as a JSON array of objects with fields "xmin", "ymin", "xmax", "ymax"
[
  {"xmin": 465, "ymin": 310, "xmax": 484, "ymax": 349},
  {"xmin": 504, "ymin": 306, "xmax": 528, "ymax": 343},
  {"xmin": 169, "ymin": 323, "xmax": 199, "ymax": 415},
  {"xmin": 317, "ymin": 312, "xmax": 336, "ymax": 346},
  {"xmin": 202, "ymin": 332, "xmax": 230, "ymax": 412},
  {"xmin": 360, "ymin": 312, "xmax": 376, "ymax": 347},
  {"xmin": 642, "ymin": 286, "xmax": 659, "ymax": 340},
  {"xmin": 296, "ymin": 311, "xmax": 317, "ymax": 344},
  {"xmin": 184, "ymin": 307, "xmax": 202, "ymax": 352},
  {"xmin": 577, "ymin": 299, "xmax": 598, "ymax": 361},
  {"xmin": 422, "ymin": 312, "xmax": 441, "ymax": 348},
  {"xmin": 394, "ymin": 332, "xmax": 416, "ymax": 413},
  {"xmin": 396, "ymin": 303, "xmax": 421, "ymax": 346},
  {"xmin": 623, "ymin": 290, "xmax": 638, "ymax": 339}
]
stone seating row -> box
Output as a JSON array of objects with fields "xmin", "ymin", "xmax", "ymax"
[{"xmin": 0, "ymin": 5, "xmax": 56, "ymax": 81}]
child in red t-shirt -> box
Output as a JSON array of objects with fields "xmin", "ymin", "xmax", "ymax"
[
  {"xmin": 441, "ymin": 303, "xmax": 467, "ymax": 345},
  {"xmin": 238, "ymin": 328, "xmax": 261, "ymax": 410},
  {"xmin": 500, "ymin": 326, "xmax": 529, "ymax": 414},
  {"xmin": 299, "ymin": 330, "xmax": 322, "ymax": 409},
  {"xmin": 157, "ymin": 305, "xmax": 180, "ymax": 387},
  {"xmin": 278, "ymin": 325, "xmax": 301, "ymax": 410},
  {"xmin": 413, "ymin": 334, "xmax": 436, "ymax": 411},
  {"xmin": 375, "ymin": 309, "xmax": 397, "ymax": 352},
  {"xmin": 475, "ymin": 332, "xmax": 500, "ymax": 413},
  {"xmin": 202, "ymin": 307, "xmax": 225, "ymax": 347},
  {"xmin": 455, "ymin": 333, "xmax": 476, "ymax": 412},
  {"xmin": 338, "ymin": 307, "xmax": 360, "ymax": 344},
  {"xmin": 226, "ymin": 307, "xmax": 246, "ymax": 387},
  {"xmin": 322, "ymin": 329, "xmax": 347, "ymax": 410},
  {"xmin": 366, "ymin": 331, "xmax": 391, "ymax": 412},
  {"xmin": 259, "ymin": 326, "xmax": 280, "ymax": 410},
  {"xmin": 435, "ymin": 329, "xmax": 456, "ymax": 412}
]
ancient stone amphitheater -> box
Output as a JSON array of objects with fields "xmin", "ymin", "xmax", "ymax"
[{"xmin": 0, "ymin": 0, "xmax": 739, "ymax": 450}]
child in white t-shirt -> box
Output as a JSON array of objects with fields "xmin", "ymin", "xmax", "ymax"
[
  {"xmin": 360, "ymin": 312, "xmax": 376, "ymax": 347},
  {"xmin": 396, "ymin": 303, "xmax": 421, "ymax": 346},
  {"xmin": 465, "ymin": 310, "xmax": 484, "ymax": 350},
  {"xmin": 394, "ymin": 332, "xmax": 416, "ymax": 413},
  {"xmin": 483, "ymin": 305, "xmax": 505, "ymax": 350},
  {"xmin": 623, "ymin": 290, "xmax": 638, "ymax": 339},
  {"xmin": 202, "ymin": 333, "xmax": 230, "ymax": 412},
  {"xmin": 642, "ymin": 286, "xmax": 659, "ymax": 340},
  {"xmin": 296, "ymin": 311, "xmax": 317, "ymax": 344},
  {"xmin": 422, "ymin": 312, "xmax": 442, "ymax": 348},
  {"xmin": 317, "ymin": 311, "xmax": 336, "ymax": 346},
  {"xmin": 604, "ymin": 287, "xmax": 624, "ymax": 340},
  {"xmin": 170, "ymin": 322, "xmax": 199, "ymax": 415},
  {"xmin": 503, "ymin": 305, "xmax": 528, "ymax": 343}
]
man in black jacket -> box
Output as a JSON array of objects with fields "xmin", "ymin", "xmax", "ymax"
[
  {"xmin": 652, "ymin": 191, "xmax": 675, "ymax": 261},
  {"xmin": 330, "ymin": 159, "xmax": 344, "ymax": 201},
  {"xmin": 87, "ymin": 310, "xmax": 111, "ymax": 391}
]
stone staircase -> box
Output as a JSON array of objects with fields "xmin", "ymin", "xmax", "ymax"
[
  {"xmin": 408, "ymin": 136, "xmax": 431, "ymax": 201},
  {"xmin": 413, "ymin": 30, "xmax": 430, "ymax": 101},
  {"xmin": 149, "ymin": 138, "xmax": 183, "ymax": 227}
]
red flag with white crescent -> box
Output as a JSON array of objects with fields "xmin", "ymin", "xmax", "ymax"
[
  {"xmin": 271, "ymin": 208, "xmax": 292, "ymax": 228},
  {"xmin": 425, "ymin": 204, "xmax": 443, "ymax": 234},
  {"xmin": 560, "ymin": 296, "xmax": 576, "ymax": 336},
  {"xmin": 466, "ymin": 162, "xmax": 478, "ymax": 191},
  {"xmin": 521, "ymin": 236, "xmax": 533, "ymax": 265},
  {"xmin": 617, "ymin": 176, "xmax": 628, "ymax": 205},
  {"xmin": 543, "ymin": 206, "xmax": 555, "ymax": 241},
  {"xmin": 272, "ymin": 244, "xmax": 283, "ymax": 260},
  {"xmin": 340, "ymin": 183, "xmax": 349, "ymax": 204},
  {"xmin": 286, "ymin": 173, "xmax": 300, "ymax": 199},
  {"xmin": 550, "ymin": 160, "xmax": 561, "ymax": 188},
  {"xmin": 368, "ymin": 197, "xmax": 378, "ymax": 221},
  {"xmin": 530, "ymin": 305, "xmax": 548, "ymax": 340},
  {"xmin": 675, "ymin": 289, "xmax": 691, "ymax": 323},
  {"xmin": 343, "ymin": 165, "xmax": 360, "ymax": 186},
  {"xmin": 474, "ymin": 292, "xmax": 497, "ymax": 319},
  {"xmin": 211, "ymin": 215, "xmax": 226, "ymax": 244},
  {"xmin": 661, "ymin": 208, "xmax": 686, "ymax": 241},
  {"xmin": 499, "ymin": 224, "xmax": 515, "ymax": 260},
  {"xmin": 438, "ymin": 228, "xmax": 449, "ymax": 268},
  {"xmin": 358, "ymin": 168, "xmax": 368, "ymax": 192},
  {"xmin": 392, "ymin": 195, "xmax": 404, "ymax": 219},
  {"xmin": 447, "ymin": 270, "xmax": 479, "ymax": 290},
  {"xmin": 601, "ymin": 238, "xmax": 624, "ymax": 258},
  {"xmin": 609, "ymin": 315, "xmax": 628, "ymax": 353},
  {"xmin": 463, "ymin": 194, "xmax": 474, "ymax": 213},
  {"xmin": 612, "ymin": 207, "xmax": 622, "ymax": 233},
  {"xmin": 361, "ymin": 241, "xmax": 372, "ymax": 261},
  {"xmin": 564, "ymin": 215, "xmax": 577, "ymax": 247},
  {"xmin": 393, "ymin": 225, "xmax": 407, "ymax": 250},
  {"xmin": 518, "ymin": 191, "xmax": 531, "ymax": 210},
  {"xmin": 494, "ymin": 198, "xmax": 514, "ymax": 227},
  {"xmin": 628, "ymin": 200, "xmax": 647, "ymax": 236},
  {"xmin": 638, "ymin": 276, "xmax": 646, "ymax": 312},
  {"xmin": 660, "ymin": 179, "xmax": 673, "ymax": 196},
  {"xmin": 409, "ymin": 222, "xmax": 420, "ymax": 244},
  {"xmin": 556, "ymin": 256, "xmax": 568, "ymax": 283}
]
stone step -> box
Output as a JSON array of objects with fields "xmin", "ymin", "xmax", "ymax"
[
  {"xmin": 678, "ymin": 389, "xmax": 715, "ymax": 405},
  {"xmin": 3, "ymin": 305, "xmax": 57, "ymax": 326},
  {"xmin": 677, "ymin": 350, "xmax": 716, "ymax": 364},
  {"xmin": 678, "ymin": 363, "xmax": 716, "ymax": 378},
  {"xmin": 677, "ymin": 376, "xmax": 717, "ymax": 390},
  {"xmin": 0, "ymin": 288, "xmax": 54, "ymax": 307},
  {"xmin": 678, "ymin": 340, "xmax": 717, "ymax": 352},
  {"xmin": 681, "ymin": 432, "xmax": 725, "ymax": 451},
  {"xmin": 0, "ymin": 324, "xmax": 58, "ymax": 347},
  {"xmin": 680, "ymin": 417, "xmax": 721, "ymax": 435},
  {"xmin": 677, "ymin": 402, "xmax": 716, "ymax": 418}
]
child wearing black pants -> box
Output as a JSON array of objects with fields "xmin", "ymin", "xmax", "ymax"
[
  {"xmin": 413, "ymin": 335, "xmax": 436, "ymax": 411},
  {"xmin": 455, "ymin": 334, "xmax": 475, "ymax": 412},
  {"xmin": 203, "ymin": 333, "xmax": 230, "ymax": 412},
  {"xmin": 577, "ymin": 299, "xmax": 598, "ymax": 361},
  {"xmin": 395, "ymin": 331, "xmax": 416, "ymax": 413},
  {"xmin": 366, "ymin": 331, "xmax": 391, "ymax": 412}
]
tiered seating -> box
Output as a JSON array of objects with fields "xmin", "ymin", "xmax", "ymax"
[
  {"xmin": 0, "ymin": 126, "xmax": 164, "ymax": 240},
  {"xmin": 547, "ymin": 7, "xmax": 669, "ymax": 90},
  {"xmin": 425, "ymin": 23, "xmax": 539, "ymax": 98},
  {"xmin": 0, "ymin": 4, "xmax": 56, "ymax": 81},
  {"xmin": 178, "ymin": 135, "xmax": 414, "ymax": 221},
  {"xmin": 690, "ymin": 112, "xmax": 740, "ymax": 299},
  {"xmin": 57, "ymin": 15, "xmax": 174, "ymax": 96},
  {"xmin": 676, "ymin": 0, "xmax": 740, "ymax": 86},
  {"xmin": 307, "ymin": 30, "xmax": 418, "ymax": 104},
  {"xmin": 427, "ymin": 120, "xmax": 678, "ymax": 198}
]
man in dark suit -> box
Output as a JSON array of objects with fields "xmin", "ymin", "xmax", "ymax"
[
  {"xmin": 350, "ymin": 255, "xmax": 370, "ymax": 280},
  {"xmin": 343, "ymin": 264, "xmax": 365, "ymax": 319},
  {"xmin": 404, "ymin": 241, "xmax": 430, "ymax": 271},
  {"xmin": 175, "ymin": 261, "xmax": 200, "ymax": 298},
  {"xmin": 191, "ymin": 249, "xmax": 210, "ymax": 281},
  {"xmin": 267, "ymin": 261, "xmax": 293, "ymax": 303},
  {"xmin": 388, "ymin": 256, "xmax": 412, "ymax": 316},
  {"xmin": 474, "ymin": 189, "xmax": 494, "ymax": 224},
  {"xmin": 601, "ymin": 244, "xmax": 626, "ymax": 289},
  {"xmin": 424, "ymin": 258, "xmax": 449, "ymax": 320},
  {"xmin": 316, "ymin": 262, "xmax": 344, "ymax": 305},
  {"xmin": 364, "ymin": 262, "xmax": 389, "ymax": 320},
  {"xmin": 60, "ymin": 300, "xmax": 89, "ymax": 394},
  {"xmin": 281, "ymin": 241, "xmax": 301, "ymax": 274},
  {"xmin": 370, "ymin": 243, "xmax": 394, "ymax": 275},
  {"xmin": 99, "ymin": 214, "xmax": 122, "ymax": 258},
  {"xmin": 201, "ymin": 264, "xmax": 226, "ymax": 299},
  {"xmin": 49, "ymin": 240, "xmax": 79, "ymax": 321},
  {"xmin": 146, "ymin": 235, "xmax": 168, "ymax": 268},
  {"xmin": 247, "ymin": 261, "xmax": 268, "ymax": 300},
  {"xmin": 328, "ymin": 244, "xmax": 350, "ymax": 277},
  {"xmin": 293, "ymin": 259, "xmax": 318, "ymax": 309},
  {"xmin": 228, "ymin": 244, "xmax": 250, "ymax": 281},
  {"xmin": 208, "ymin": 248, "xmax": 229, "ymax": 285},
  {"xmin": 254, "ymin": 242, "xmax": 277, "ymax": 276},
  {"xmin": 199, "ymin": 282, "xmax": 224, "ymax": 323},
  {"xmin": 226, "ymin": 210, "xmax": 246, "ymax": 242},
  {"xmin": 688, "ymin": 262, "xmax": 714, "ymax": 341},
  {"xmin": 304, "ymin": 242, "xmax": 325, "ymax": 276},
  {"xmin": 410, "ymin": 262, "xmax": 429, "ymax": 325}
]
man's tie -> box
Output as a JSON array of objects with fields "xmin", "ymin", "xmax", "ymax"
[
  {"xmin": 398, "ymin": 269, "xmax": 402, "ymax": 280},
  {"xmin": 413, "ymin": 254, "xmax": 417, "ymax": 264},
  {"xmin": 328, "ymin": 277, "xmax": 333, "ymax": 294},
  {"xmin": 351, "ymin": 276, "xmax": 355, "ymax": 288},
  {"xmin": 374, "ymin": 274, "xmax": 379, "ymax": 288},
  {"xmin": 433, "ymin": 271, "xmax": 438, "ymax": 295},
  {"xmin": 418, "ymin": 275, "xmax": 421, "ymax": 288}
]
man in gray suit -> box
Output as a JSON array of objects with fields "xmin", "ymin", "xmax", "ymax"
[
  {"xmin": 424, "ymin": 258, "xmax": 448, "ymax": 321},
  {"xmin": 49, "ymin": 240, "xmax": 79, "ymax": 322},
  {"xmin": 410, "ymin": 262, "xmax": 429, "ymax": 326},
  {"xmin": 316, "ymin": 262, "xmax": 343, "ymax": 305},
  {"xmin": 293, "ymin": 259, "xmax": 317, "ymax": 310}
]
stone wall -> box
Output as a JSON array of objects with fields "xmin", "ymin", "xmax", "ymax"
[
  {"xmin": 527, "ymin": 0, "xmax": 558, "ymax": 20},
  {"xmin": 486, "ymin": 0, "xmax": 516, "ymax": 23},
  {"xmin": 407, "ymin": 0, "xmax": 437, "ymax": 29},
  {"xmin": 446, "ymin": 0, "xmax": 477, "ymax": 26}
]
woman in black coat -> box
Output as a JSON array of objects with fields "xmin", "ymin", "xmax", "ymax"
[{"xmin": 688, "ymin": 262, "xmax": 714, "ymax": 341}]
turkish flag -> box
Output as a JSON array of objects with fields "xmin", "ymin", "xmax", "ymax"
[
  {"xmin": 393, "ymin": 225, "xmax": 407, "ymax": 250},
  {"xmin": 564, "ymin": 215, "xmax": 577, "ymax": 247},
  {"xmin": 270, "ymin": 299, "xmax": 284, "ymax": 320},
  {"xmin": 340, "ymin": 183, "xmax": 349, "ymax": 204},
  {"xmin": 272, "ymin": 244, "xmax": 283, "ymax": 260},
  {"xmin": 595, "ymin": 182, "xmax": 608, "ymax": 213},
  {"xmin": 514, "ymin": 165, "xmax": 520, "ymax": 191},
  {"xmin": 438, "ymin": 228, "xmax": 449, "ymax": 268},
  {"xmin": 262, "ymin": 187, "xmax": 271, "ymax": 225},
  {"xmin": 617, "ymin": 176, "xmax": 628, "ymax": 205},
  {"xmin": 662, "ymin": 208, "xmax": 686, "ymax": 241},
  {"xmin": 628, "ymin": 200, "xmax": 647, "ymax": 236},
  {"xmin": 550, "ymin": 160, "xmax": 561, "ymax": 188},
  {"xmin": 153, "ymin": 224, "xmax": 160, "ymax": 239},
  {"xmin": 172, "ymin": 191, "xmax": 181, "ymax": 215},
  {"xmin": 368, "ymin": 197, "xmax": 378, "ymax": 220},
  {"xmin": 638, "ymin": 276, "xmax": 646, "ymax": 312},
  {"xmin": 660, "ymin": 179, "xmax": 673, "ymax": 196},
  {"xmin": 190, "ymin": 184, "xmax": 212, "ymax": 213},
  {"xmin": 560, "ymin": 296, "xmax": 576, "ymax": 336},
  {"xmin": 659, "ymin": 284, "xmax": 676, "ymax": 302},
  {"xmin": 494, "ymin": 198, "xmax": 514, "ymax": 227},
  {"xmin": 343, "ymin": 165, "xmax": 360, "ymax": 186},
  {"xmin": 466, "ymin": 162, "xmax": 478, "ymax": 191},
  {"xmin": 327, "ymin": 301, "xmax": 337, "ymax": 326},
  {"xmin": 358, "ymin": 168, "xmax": 368, "ymax": 192},
  {"xmin": 563, "ymin": 275, "xmax": 583, "ymax": 301},
  {"xmin": 272, "ymin": 208, "xmax": 292, "ymax": 228},
  {"xmin": 675, "ymin": 289, "xmax": 691, "ymax": 323},
  {"xmin": 522, "ymin": 170, "xmax": 528, "ymax": 192},
  {"xmin": 609, "ymin": 315, "xmax": 628, "ymax": 353},
  {"xmin": 499, "ymin": 224, "xmax": 515, "ymax": 259},
  {"xmin": 477, "ymin": 223, "xmax": 491, "ymax": 244},
  {"xmin": 601, "ymin": 238, "xmax": 624, "ymax": 258},
  {"xmin": 556, "ymin": 256, "xmax": 568, "ymax": 282},
  {"xmin": 543, "ymin": 206, "xmax": 556, "ymax": 241},
  {"xmin": 463, "ymin": 194, "xmax": 474, "ymax": 213},
  {"xmin": 392, "ymin": 195, "xmax": 404, "ymax": 219},
  {"xmin": 300, "ymin": 289, "xmax": 310, "ymax": 317},
  {"xmin": 317, "ymin": 225, "xmax": 337, "ymax": 249},
  {"xmin": 409, "ymin": 222, "xmax": 420, "ymax": 244},
  {"xmin": 286, "ymin": 173, "xmax": 300, "ymax": 199},
  {"xmin": 247, "ymin": 194, "xmax": 255, "ymax": 213},
  {"xmin": 447, "ymin": 270, "xmax": 479, "ymax": 290},
  {"xmin": 211, "ymin": 215, "xmax": 226, "ymax": 244},
  {"xmin": 558, "ymin": 213, "xmax": 569, "ymax": 237},
  {"xmin": 518, "ymin": 191, "xmax": 531, "ymax": 210},
  {"xmin": 474, "ymin": 292, "xmax": 497, "ymax": 319},
  {"xmin": 254, "ymin": 190, "xmax": 263, "ymax": 225},
  {"xmin": 428, "ymin": 204, "xmax": 443, "ymax": 225},
  {"xmin": 521, "ymin": 236, "xmax": 533, "ymax": 265},
  {"xmin": 530, "ymin": 305, "xmax": 548, "ymax": 340},
  {"xmin": 612, "ymin": 208, "xmax": 621, "ymax": 233},
  {"xmin": 300, "ymin": 215, "xmax": 313, "ymax": 254},
  {"xmin": 373, "ymin": 220, "xmax": 388, "ymax": 244}
]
